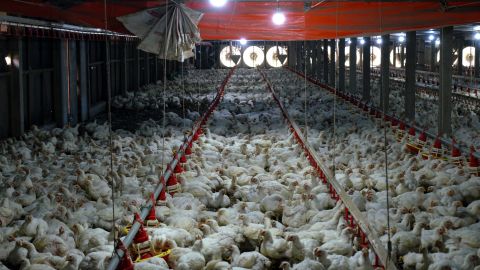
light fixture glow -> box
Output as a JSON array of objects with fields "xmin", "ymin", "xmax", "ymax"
[
  {"xmin": 347, "ymin": 38, "xmax": 352, "ymax": 44},
  {"xmin": 239, "ymin": 38, "xmax": 247, "ymax": 45},
  {"xmin": 474, "ymin": 26, "xmax": 480, "ymax": 31},
  {"xmin": 209, "ymin": 0, "xmax": 227, "ymax": 7},
  {"xmin": 359, "ymin": 39, "xmax": 365, "ymax": 45},
  {"xmin": 4, "ymin": 55, "xmax": 11, "ymax": 66},
  {"xmin": 398, "ymin": 36, "xmax": 405, "ymax": 43},
  {"xmin": 475, "ymin": 32, "xmax": 480, "ymax": 40},
  {"xmin": 428, "ymin": 34, "xmax": 435, "ymax": 41},
  {"xmin": 272, "ymin": 12, "xmax": 286, "ymax": 25},
  {"xmin": 376, "ymin": 38, "xmax": 382, "ymax": 45}
]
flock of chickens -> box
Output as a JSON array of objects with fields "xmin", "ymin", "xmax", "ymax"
[
  {"xmin": 360, "ymin": 72, "xmax": 480, "ymax": 149},
  {"xmin": 264, "ymin": 68, "xmax": 480, "ymax": 269},
  {"xmin": 0, "ymin": 66, "xmax": 478, "ymax": 270}
]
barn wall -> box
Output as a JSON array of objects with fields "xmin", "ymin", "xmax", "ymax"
[{"xmin": 0, "ymin": 35, "xmax": 176, "ymax": 140}]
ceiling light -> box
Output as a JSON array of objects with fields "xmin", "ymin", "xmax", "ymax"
[
  {"xmin": 347, "ymin": 38, "xmax": 352, "ymax": 44},
  {"xmin": 4, "ymin": 55, "xmax": 11, "ymax": 66},
  {"xmin": 428, "ymin": 34, "xmax": 435, "ymax": 41},
  {"xmin": 398, "ymin": 36, "xmax": 405, "ymax": 43},
  {"xmin": 209, "ymin": 0, "xmax": 227, "ymax": 7},
  {"xmin": 474, "ymin": 32, "xmax": 480, "ymax": 40},
  {"xmin": 272, "ymin": 12, "xmax": 286, "ymax": 25},
  {"xmin": 359, "ymin": 38, "xmax": 365, "ymax": 45},
  {"xmin": 239, "ymin": 38, "xmax": 247, "ymax": 45},
  {"xmin": 376, "ymin": 38, "xmax": 382, "ymax": 45}
]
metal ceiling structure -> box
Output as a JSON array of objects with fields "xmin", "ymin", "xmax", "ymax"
[{"xmin": 1, "ymin": 1, "xmax": 480, "ymax": 40}]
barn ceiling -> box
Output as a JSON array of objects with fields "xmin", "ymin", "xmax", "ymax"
[{"xmin": 1, "ymin": 0, "xmax": 479, "ymax": 40}]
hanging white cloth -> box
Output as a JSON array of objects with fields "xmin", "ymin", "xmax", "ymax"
[{"xmin": 117, "ymin": 3, "xmax": 203, "ymax": 62}]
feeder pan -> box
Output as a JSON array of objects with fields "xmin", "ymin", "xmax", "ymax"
[{"xmin": 145, "ymin": 194, "xmax": 161, "ymax": 227}]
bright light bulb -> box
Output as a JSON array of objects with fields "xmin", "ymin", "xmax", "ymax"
[
  {"xmin": 376, "ymin": 38, "xmax": 382, "ymax": 45},
  {"xmin": 398, "ymin": 36, "xmax": 405, "ymax": 43},
  {"xmin": 272, "ymin": 12, "xmax": 286, "ymax": 25},
  {"xmin": 359, "ymin": 39, "xmax": 365, "ymax": 45},
  {"xmin": 428, "ymin": 34, "xmax": 435, "ymax": 41},
  {"xmin": 347, "ymin": 38, "xmax": 352, "ymax": 44},
  {"xmin": 209, "ymin": 0, "xmax": 227, "ymax": 7},
  {"xmin": 239, "ymin": 38, "xmax": 247, "ymax": 45},
  {"xmin": 475, "ymin": 32, "xmax": 480, "ymax": 40},
  {"xmin": 4, "ymin": 55, "xmax": 11, "ymax": 66}
]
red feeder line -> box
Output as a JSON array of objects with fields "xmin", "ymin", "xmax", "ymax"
[
  {"xmin": 117, "ymin": 241, "xmax": 134, "ymax": 270},
  {"xmin": 359, "ymin": 230, "xmax": 369, "ymax": 248},
  {"xmin": 173, "ymin": 160, "xmax": 183, "ymax": 174},
  {"xmin": 180, "ymin": 154, "xmax": 187, "ymax": 164},
  {"xmin": 132, "ymin": 213, "xmax": 153, "ymax": 260}
]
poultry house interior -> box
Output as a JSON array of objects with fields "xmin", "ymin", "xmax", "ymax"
[{"xmin": 0, "ymin": 1, "xmax": 480, "ymax": 270}]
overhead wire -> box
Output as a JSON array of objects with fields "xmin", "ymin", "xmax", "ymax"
[
  {"xmin": 162, "ymin": 0, "xmax": 169, "ymax": 176},
  {"xmin": 379, "ymin": 1, "xmax": 392, "ymax": 266},
  {"xmin": 103, "ymin": 0, "xmax": 118, "ymax": 253},
  {"xmin": 304, "ymin": 40, "xmax": 308, "ymax": 139},
  {"xmin": 332, "ymin": 0, "xmax": 338, "ymax": 184}
]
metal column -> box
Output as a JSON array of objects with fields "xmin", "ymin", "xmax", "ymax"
[
  {"xmin": 430, "ymin": 43, "xmax": 436, "ymax": 72},
  {"xmin": 362, "ymin": 37, "xmax": 371, "ymax": 102},
  {"xmin": 68, "ymin": 40, "xmax": 78, "ymax": 125},
  {"xmin": 123, "ymin": 41, "xmax": 128, "ymax": 94},
  {"xmin": 316, "ymin": 41, "xmax": 322, "ymax": 80},
  {"xmin": 418, "ymin": 39, "xmax": 425, "ymax": 68},
  {"xmin": 405, "ymin": 31, "xmax": 416, "ymax": 122},
  {"xmin": 456, "ymin": 38, "xmax": 464, "ymax": 75},
  {"xmin": 380, "ymin": 34, "xmax": 390, "ymax": 112},
  {"xmin": 329, "ymin": 39, "xmax": 336, "ymax": 86},
  {"xmin": 438, "ymin": 26, "xmax": 453, "ymax": 136},
  {"xmin": 312, "ymin": 41, "xmax": 318, "ymax": 79},
  {"xmin": 323, "ymin": 39, "xmax": 329, "ymax": 83},
  {"xmin": 9, "ymin": 38, "xmax": 24, "ymax": 137},
  {"xmin": 349, "ymin": 38, "xmax": 357, "ymax": 94},
  {"xmin": 476, "ymin": 41, "xmax": 480, "ymax": 78},
  {"xmin": 134, "ymin": 48, "xmax": 140, "ymax": 90},
  {"xmin": 400, "ymin": 43, "xmax": 405, "ymax": 68},
  {"xmin": 79, "ymin": 40, "xmax": 88, "ymax": 122},
  {"xmin": 54, "ymin": 39, "xmax": 69, "ymax": 127},
  {"xmin": 338, "ymin": 38, "xmax": 345, "ymax": 92}
]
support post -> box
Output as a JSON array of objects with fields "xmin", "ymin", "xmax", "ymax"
[
  {"xmin": 312, "ymin": 41, "xmax": 317, "ymax": 79},
  {"xmin": 418, "ymin": 39, "xmax": 425, "ymax": 68},
  {"xmin": 400, "ymin": 43, "xmax": 405, "ymax": 68},
  {"xmin": 393, "ymin": 43, "xmax": 397, "ymax": 68},
  {"xmin": 456, "ymin": 38, "xmax": 463, "ymax": 76},
  {"xmin": 54, "ymin": 39, "xmax": 69, "ymax": 127},
  {"xmin": 476, "ymin": 41, "xmax": 480, "ymax": 78},
  {"xmin": 68, "ymin": 40, "xmax": 78, "ymax": 125},
  {"xmin": 323, "ymin": 39, "xmax": 329, "ymax": 83},
  {"xmin": 438, "ymin": 26, "xmax": 453, "ymax": 136},
  {"xmin": 123, "ymin": 41, "xmax": 128, "ymax": 94},
  {"xmin": 338, "ymin": 38, "xmax": 345, "ymax": 92},
  {"xmin": 146, "ymin": 54, "xmax": 151, "ymax": 84},
  {"xmin": 474, "ymin": 40, "xmax": 480, "ymax": 78},
  {"xmin": 362, "ymin": 37, "xmax": 371, "ymax": 102},
  {"xmin": 316, "ymin": 40, "xmax": 322, "ymax": 80},
  {"xmin": 430, "ymin": 43, "xmax": 436, "ymax": 72},
  {"xmin": 380, "ymin": 34, "xmax": 390, "ymax": 112},
  {"xmin": 134, "ymin": 48, "xmax": 140, "ymax": 90},
  {"xmin": 329, "ymin": 39, "xmax": 336, "ymax": 86},
  {"xmin": 349, "ymin": 37, "xmax": 357, "ymax": 94},
  {"xmin": 9, "ymin": 37, "xmax": 24, "ymax": 137},
  {"xmin": 79, "ymin": 40, "xmax": 88, "ymax": 122},
  {"xmin": 405, "ymin": 31, "xmax": 416, "ymax": 122}
]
